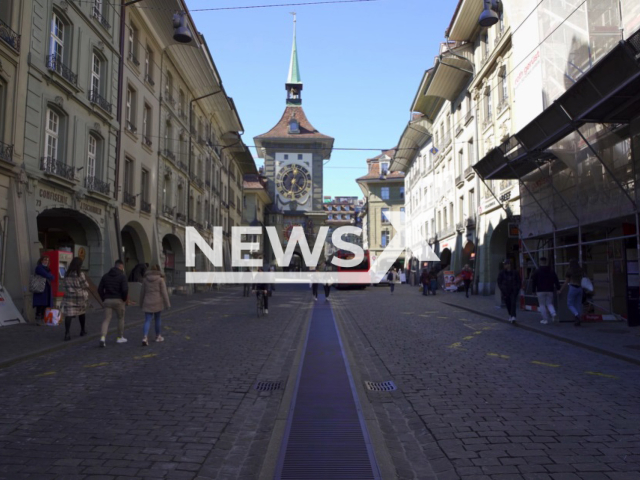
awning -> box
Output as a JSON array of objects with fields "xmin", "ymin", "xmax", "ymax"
[
  {"xmin": 447, "ymin": 0, "xmax": 484, "ymax": 42},
  {"xmin": 411, "ymin": 44, "xmax": 473, "ymax": 121},
  {"xmin": 474, "ymin": 30, "xmax": 640, "ymax": 181},
  {"xmin": 391, "ymin": 117, "xmax": 432, "ymax": 172}
]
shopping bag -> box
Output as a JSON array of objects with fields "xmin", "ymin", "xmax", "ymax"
[
  {"xmin": 581, "ymin": 276, "xmax": 594, "ymax": 293},
  {"xmin": 43, "ymin": 308, "xmax": 62, "ymax": 326}
]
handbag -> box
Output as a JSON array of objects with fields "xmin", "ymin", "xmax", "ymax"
[
  {"xmin": 44, "ymin": 308, "xmax": 62, "ymax": 326},
  {"xmin": 581, "ymin": 276, "xmax": 594, "ymax": 292},
  {"xmin": 29, "ymin": 275, "xmax": 46, "ymax": 293}
]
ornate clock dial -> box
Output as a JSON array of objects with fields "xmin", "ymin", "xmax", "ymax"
[{"xmin": 276, "ymin": 163, "xmax": 311, "ymax": 199}]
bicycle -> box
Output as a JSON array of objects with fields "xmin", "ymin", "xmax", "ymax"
[{"xmin": 256, "ymin": 290, "xmax": 266, "ymax": 318}]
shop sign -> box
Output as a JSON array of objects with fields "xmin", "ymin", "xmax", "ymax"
[
  {"xmin": 38, "ymin": 188, "xmax": 68, "ymax": 206},
  {"xmin": 514, "ymin": 49, "xmax": 540, "ymax": 89},
  {"xmin": 80, "ymin": 202, "xmax": 103, "ymax": 216},
  {"xmin": 508, "ymin": 223, "xmax": 520, "ymax": 238}
]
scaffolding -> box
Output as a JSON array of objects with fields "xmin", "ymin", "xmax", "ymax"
[{"xmin": 474, "ymin": 28, "xmax": 640, "ymax": 324}]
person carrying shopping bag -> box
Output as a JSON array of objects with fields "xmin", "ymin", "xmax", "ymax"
[
  {"xmin": 60, "ymin": 257, "xmax": 90, "ymax": 341},
  {"xmin": 32, "ymin": 256, "xmax": 55, "ymax": 324},
  {"xmin": 139, "ymin": 265, "xmax": 171, "ymax": 346}
]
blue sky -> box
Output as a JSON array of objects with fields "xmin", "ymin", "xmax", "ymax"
[{"xmin": 188, "ymin": 0, "xmax": 457, "ymax": 197}]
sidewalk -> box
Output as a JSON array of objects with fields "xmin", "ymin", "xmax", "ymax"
[
  {"xmin": 0, "ymin": 285, "xmax": 241, "ymax": 369},
  {"xmin": 434, "ymin": 288, "xmax": 640, "ymax": 365}
]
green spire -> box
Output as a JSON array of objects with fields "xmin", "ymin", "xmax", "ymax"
[{"xmin": 287, "ymin": 13, "xmax": 302, "ymax": 85}]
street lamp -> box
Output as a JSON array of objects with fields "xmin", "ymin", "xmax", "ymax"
[{"xmin": 479, "ymin": 0, "xmax": 501, "ymax": 27}]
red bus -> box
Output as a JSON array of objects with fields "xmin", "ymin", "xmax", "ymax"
[{"xmin": 335, "ymin": 249, "xmax": 370, "ymax": 290}]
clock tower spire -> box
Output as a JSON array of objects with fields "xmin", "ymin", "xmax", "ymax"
[{"xmin": 286, "ymin": 12, "xmax": 302, "ymax": 105}]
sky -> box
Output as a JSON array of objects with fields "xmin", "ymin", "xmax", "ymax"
[{"xmin": 186, "ymin": 0, "xmax": 458, "ymax": 198}]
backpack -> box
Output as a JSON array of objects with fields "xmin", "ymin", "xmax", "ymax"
[{"xmin": 387, "ymin": 272, "xmax": 393, "ymax": 282}]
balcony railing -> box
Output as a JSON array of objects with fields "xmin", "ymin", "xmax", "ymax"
[
  {"xmin": 46, "ymin": 55, "xmax": 78, "ymax": 85},
  {"xmin": 0, "ymin": 18, "xmax": 20, "ymax": 51},
  {"xmin": 88, "ymin": 89, "xmax": 112, "ymax": 114},
  {"xmin": 41, "ymin": 157, "xmax": 75, "ymax": 180},
  {"xmin": 127, "ymin": 52, "xmax": 140, "ymax": 66},
  {"xmin": 176, "ymin": 212, "xmax": 186, "ymax": 223},
  {"xmin": 92, "ymin": 6, "xmax": 111, "ymax": 30},
  {"xmin": 123, "ymin": 192, "xmax": 136, "ymax": 207},
  {"xmin": 162, "ymin": 205, "xmax": 175, "ymax": 218},
  {"xmin": 162, "ymin": 149, "xmax": 176, "ymax": 161},
  {"xmin": 464, "ymin": 166, "xmax": 475, "ymax": 180},
  {"xmin": 126, "ymin": 121, "xmax": 137, "ymax": 134},
  {"xmin": 85, "ymin": 175, "xmax": 110, "ymax": 195},
  {"xmin": 177, "ymin": 160, "xmax": 188, "ymax": 172},
  {"xmin": 141, "ymin": 200, "xmax": 151, "ymax": 213},
  {"xmin": 192, "ymin": 177, "xmax": 204, "ymax": 189},
  {"xmin": 142, "ymin": 135, "xmax": 152, "ymax": 147},
  {"xmin": 0, "ymin": 141, "xmax": 14, "ymax": 164},
  {"xmin": 145, "ymin": 74, "xmax": 155, "ymax": 86}
]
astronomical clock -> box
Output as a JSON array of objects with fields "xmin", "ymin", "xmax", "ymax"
[{"xmin": 274, "ymin": 152, "xmax": 313, "ymax": 212}]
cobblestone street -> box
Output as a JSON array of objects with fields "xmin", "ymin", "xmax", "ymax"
[
  {"xmin": 332, "ymin": 285, "xmax": 640, "ymax": 480},
  {"xmin": 1, "ymin": 284, "xmax": 640, "ymax": 479}
]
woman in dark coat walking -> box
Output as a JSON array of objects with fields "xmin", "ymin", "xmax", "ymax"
[{"xmin": 33, "ymin": 256, "xmax": 55, "ymax": 324}]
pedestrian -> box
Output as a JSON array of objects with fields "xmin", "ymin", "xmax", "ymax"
[
  {"xmin": 323, "ymin": 270, "xmax": 331, "ymax": 302},
  {"xmin": 242, "ymin": 268, "xmax": 252, "ymax": 297},
  {"xmin": 460, "ymin": 264, "xmax": 474, "ymax": 298},
  {"xmin": 558, "ymin": 258, "xmax": 584, "ymax": 326},
  {"xmin": 139, "ymin": 265, "xmax": 171, "ymax": 346},
  {"xmin": 128, "ymin": 262, "xmax": 148, "ymax": 282},
  {"xmin": 388, "ymin": 268, "xmax": 399, "ymax": 294},
  {"xmin": 531, "ymin": 257, "xmax": 560, "ymax": 325},
  {"xmin": 429, "ymin": 270, "xmax": 438, "ymax": 295},
  {"xmin": 60, "ymin": 257, "xmax": 90, "ymax": 341},
  {"xmin": 420, "ymin": 268, "xmax": 429, "ymax": 296},
  {"xmin": 497, "ymin": 259, "xmax": 521, "ymax": 324},
  {"xmin": 253, "ymin": 267, "xmax": 269, "ymax": 314},
  {"xmin": 97, "ymin": 259, "xmax": 129, "ymax": 347},
  {"xmin": 32, "ymin": 256, "xmax": 55, "ymax": 324}
]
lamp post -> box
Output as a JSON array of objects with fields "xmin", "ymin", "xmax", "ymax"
[{"xmin": 114, "ymin": 0, "xmax": 192, "ymax": 260}]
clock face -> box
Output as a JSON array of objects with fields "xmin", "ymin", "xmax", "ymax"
[{"xmin": 276, "ymin": 163, "xmax": 311, "ymax": 200}]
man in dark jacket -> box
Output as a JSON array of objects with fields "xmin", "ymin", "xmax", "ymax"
[
  {"xmin": 497, "ymin": 259, "xmax": 521, "ymax": 324},
  {"xmin": 531, "ymin": 257, "xmax": 561, "ymax": 325},
  {"xmin": 420, "ymin": 269, "xmax": 430, "ymax": 296},
  {"xmin": 98, "ymin": 260, "xmax": 129, "ymax": 347}
]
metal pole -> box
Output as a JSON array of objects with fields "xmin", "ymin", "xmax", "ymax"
[{"xmin": 113, "ymin": 0, "xmax": 127, "ymax": 260}]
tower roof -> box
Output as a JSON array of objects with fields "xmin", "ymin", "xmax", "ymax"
[
  {"xmin": 287, "ymin": 14, "xmax": 302, "ymax": 85},
  {"xmin": 255, "ymin": 106, "xmax": 333, "ymax": 140}
]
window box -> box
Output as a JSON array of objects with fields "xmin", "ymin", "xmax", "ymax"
[
  {"xmin": 41, "ymin": 157, "xmax": 75, "ymax": 181},
  {"xmin": 46, "ymin": 55, "xmax": 77, "ymax": 86},
  {"xmin": 126, "ymin": 121, "xmax": 137, "ymax": 135},
  {"xmin": 127, "ymin": 52, "xmax": 140, "ymax": 67},
  {"xmin": 85, "ymin": 175, "xmax": 110, "ymax": 195},
  {"xmin": 144, "ymin": 74, "xmax": 155, "ymax": 87},
  {"xmin": 123, "ymin": 192, "xmax": 136, "ymax": 207},
  {"xmin": 92, "ymin": 6, "xmax": 111, "ymax": 30},
  {"xmin": 0, "ymin": 141, "xmax": 14, "ymax": 164},
  {"xmin": 142, "ymin": 135, "xmax": 152, "ymax": 148},
  {"xmin": 141, "ymin": 201, "xmax": 151, "ymax": 214},
  {"xmin": 88, "ymin": 89, "xmax": 112, "ymax": 114},
  {"xmin": 0, "ymin": 18, "xmax": 21, "ymax": 52},
  {"xmin": 163, "ymin": 205, "xmax": 175, "ymax": 218},
  {"xmin": 455, "ymin": 174, "xmax": 464, "ymax": 188},
  {"xmin": 162, "ymin": 149, "xmax": 176, "ymax": 162}
]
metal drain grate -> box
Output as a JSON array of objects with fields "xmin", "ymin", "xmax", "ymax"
[
  {"xmin": 365, "ymin": 381, "xmax": 397, "ymax": 392},
  {"xmin": 255, "ymin": 381, "xmax": 282, "ymax": 391}
]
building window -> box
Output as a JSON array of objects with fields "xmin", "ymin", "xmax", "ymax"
[
  {"xmin": 144, "ymin": 46, "xmax": 154, "ymax": 84},
  {"xmin": 87, "ymin": 134, "xmax": 98, "ymax": 180},
  {"xmin": 142, "ymin": 104, "xmax": 152, "ymax": 145},
  {"xmin": 400, "ymin": 187, "xmax": 405, "ymax": 199},
  {"xmin": 381, "ymin": 230, "xmax": 390, "ymax": 247},
  {"xmin": 165, "ymin": 122, "xmax": 173, "ymax": 153},
  {"xmin": 459, "ymin": 196, "xmax": 464, "ymax": 222},
  {"xmin": 443, "ymin": 207, "xmax": 447, "ymax": 228},
  {"xmin": 468, "ymin": 139, "xmax": 475, "ymax": 167},
  {"xmin": 177, "ymin": 183, "xmax": 184, "ymax": 214},
  {"xmin": 469, "ymin": 189, "xmax": 475, "ymax": 217},
  {"xmin": 50, "ymin": 13, "xmax": 65, "ymax": 60},
  {"xmin": 449, "ymin": 202, "xmax": 454, "ymax": 227},
  {"xmin": 458, "ymin": 149, "xmax": 464, "ymax": 173},
  {"xmin": 163, "ymin": 176, "xmax": 171, "ymax": 208},
  {"xmin": 297, "ymin": 154, "xmax": 303, "ymax": 160},
  {"xmin": 128, "ymin": 23, "xmax": 138, "ymax": 60},
  {"xmin": 125, "ymin": 86, "xmax": 136, "ymax": 132},
  {"xmin": 45, "ymin": 108, "xmax": 60, "ymax": 160},
  {"xmin": 381, "ymin": 207, "xmax": 389, "ymax": 223},
  {"xmin": 400, "ymin": 207, "xmax": 405, "ymax": 224},
  {"xmin": 91, "ymin": 53, "xmax": 101, "ymax": 95},
  {"xmin": 141, "ymin": 168, "xmax": 149, "ymax": 203},
  {"xmin": 179, "ymin": 89, "xmax": 185, "ymax": 117},
  {"xmin": 0, "ymin": 80, "xmax": 5, "ymax": 145},
  {"xmin": 380, "ymin": 162, "xmax": 389, "ymax": 175},
  {"xmin": 284, "ymin": 154, "xmax": 289, "ymax": 160},
  {"xmin": 124, "ymin": 158, "xmax": 134, "ymax": 196},
  {"xmin": 499, "ymin": 68, "xmax": 508, "ymax": 105},
  {"xmin": 381, "ymin": 187, "xmax": 389, "ymax": 200},
  {"xmin": 483, "ymin": 32, "xmax": 489, "ymax": 59},
  {"xmin": 327, "ymin": 214, "xmax": 333, "ymax": 220},
  {"xmin": 485, "ymin": 88, "xmax": 492, "ymax": 121},
  {"xmin": 165, "ymin": 71, "xmax": 173, "ymax": 103}
]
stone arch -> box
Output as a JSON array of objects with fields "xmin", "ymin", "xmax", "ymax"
[
  {"xmin": 36, "ymin": 207, "xmax": 104, "ymax": 284},
  {"xmin": 121, "ymin": 220, "xmax": 151, "ymax": 278}
]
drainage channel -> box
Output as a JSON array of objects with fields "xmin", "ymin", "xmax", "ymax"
[{"xmin": 274, "ymin": 298, "xmax": 381, "ymax": 480}]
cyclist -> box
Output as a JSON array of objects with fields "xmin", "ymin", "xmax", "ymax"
[{"xmin": 252, "ymin": 267, "xmax": 269, "ymax": 315}]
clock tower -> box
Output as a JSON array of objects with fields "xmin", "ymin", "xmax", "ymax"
[{"xmin": 254, "ymin": 14, "xmax": 334, "ymax": 268}]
